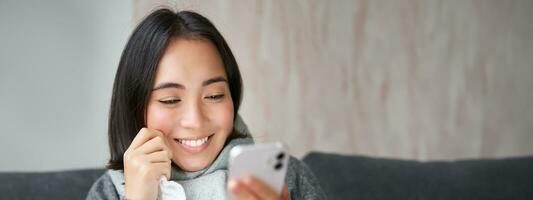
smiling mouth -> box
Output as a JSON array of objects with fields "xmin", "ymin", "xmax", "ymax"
[{"xmin": 174, "ymin": 134, "xmax": 214, "ymax": 148}]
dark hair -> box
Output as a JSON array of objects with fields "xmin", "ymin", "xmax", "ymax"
[{"xmin": 106, "ymin": 9, "xmax": 243, "ymax": 170}]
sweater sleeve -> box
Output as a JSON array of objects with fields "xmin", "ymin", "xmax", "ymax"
[
  {"xmin": 86, "ymin": 173, "xmax": 121, "ymax": 200},
  {"xmin": 285, "ymin": 156, "xmax": 328, "ymax": 200}
]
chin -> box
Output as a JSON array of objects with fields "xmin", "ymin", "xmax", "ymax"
[{"xmin": 173, "ymin": 157, "xmax": 212, "ymax": 172}]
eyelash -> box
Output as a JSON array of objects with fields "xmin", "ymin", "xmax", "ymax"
[
  {"xmin": 159, "ymin": 99, "xmax": 181, "ymax": 104},
  {"xmin": 206, "ymin": 94, "xmax": 225, "ymax": 100},
  {"xmin": 158, "ymin": 94, "xmax": 224, "ymax": 105}
]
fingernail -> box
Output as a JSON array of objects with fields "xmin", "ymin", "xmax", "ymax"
[
  {"xmin": 228, "ymin": 180, "xmax": 239, "ymax": 192},
  {"xmin": 228, "ymin": 180, "xmax": 237, "ymax": 188}
]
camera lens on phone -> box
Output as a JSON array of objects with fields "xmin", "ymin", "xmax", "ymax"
[
  {"xmin": 274, "ymin": 162, "xmax": 283, "ymax": 170},
  {"xmin": 277, "ymin": 152, "xmax": 285, "ymax": 160}
]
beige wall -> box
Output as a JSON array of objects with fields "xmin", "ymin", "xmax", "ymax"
[{"xmin": 135, "ymin": 0, "xmax": 533, "ymax": 160}]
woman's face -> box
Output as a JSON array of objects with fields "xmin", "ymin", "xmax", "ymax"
[{"xmin": 146, "ymin": 38, "xmax": 234, "ymax": 172}]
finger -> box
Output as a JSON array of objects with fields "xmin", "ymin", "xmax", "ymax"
[
  {"xmin": 136, "ymin": 136, "xmax": 173, "ymax": 158},
  {"xmin": 145, "ymin": 150, "xmax": 173, "ymax": 163},
  {"xmin": 150, "ymin": 129, "xmax": 172, "ymax": 146},
  {"xmin": 148, "ymin": 162, "xmax": 172, "ymax": 181},
  {"xmin": 281, "ymin": 185, "xmax": 289, "ymax": 200},
  {"xmin": 243, "ymin": 176, "xmax": 279, "ymax": 200},
  {"xmin": 228, "ymin": 179, "xmax": 258, "ymax": 200},
  {"xmin": 129, "ymin": 128, "xmax": 158, "ymax": 150}
]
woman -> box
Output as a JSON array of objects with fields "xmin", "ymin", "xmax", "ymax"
[{"xmin": 86, "ymin": 8, "xmax": 325, "ymax": 200}]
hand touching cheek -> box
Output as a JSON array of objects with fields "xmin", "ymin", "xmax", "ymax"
[{"xmin": 123, "ymin": 128, "xmax": 173, "ymax": 200}]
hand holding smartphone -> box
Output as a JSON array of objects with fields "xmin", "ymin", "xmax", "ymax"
[{"xmin": 228, "ymin": 142, "xmax": 289, "ymax": 198}]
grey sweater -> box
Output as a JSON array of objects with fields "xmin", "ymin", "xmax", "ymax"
[{"xmin": 86, "ymin": 156, "xmax": 326, "ymax": 199}]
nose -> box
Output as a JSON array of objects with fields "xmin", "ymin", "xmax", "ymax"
[{"xmin": 179, "ymin": 99, "xmax": 206, "ymax": 130}]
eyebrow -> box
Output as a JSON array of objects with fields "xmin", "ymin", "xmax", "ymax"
[{"xmin": 152, "ymin": 76, "xmax": 228, "ymax": 91}]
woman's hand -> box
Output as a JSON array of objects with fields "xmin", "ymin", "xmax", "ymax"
[
  {"xmin": 228, "ymin": 176, "xmax": 290, "ymax": 200},
  {"xmin": 123, "ymin": 128, "xmax": 173, "ymax": 200}
]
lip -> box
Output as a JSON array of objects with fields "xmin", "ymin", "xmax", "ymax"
[
  {"xmin": 173, "ymin": 134, "xmax": 214, "ymax": 154},
  {"xmin": 174, "ymin": 133, "xmax": 214, "ymax": 140}
]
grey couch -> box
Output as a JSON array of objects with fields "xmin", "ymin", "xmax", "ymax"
[
  {"xmin": 1, "ymin": 152, "xmax": 532, "ymax": 199},
  {"xmin": 303, "ymin": 152, "xmax": 533, "ymax": 200}
]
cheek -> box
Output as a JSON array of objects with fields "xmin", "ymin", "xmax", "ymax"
[
  {"xmin": 210, "ymin": 101, "xmax": 234, "ymax": 132},
  {"xmin": 146, "ymin": 104, "xmax": 173, "ymax": 133}
]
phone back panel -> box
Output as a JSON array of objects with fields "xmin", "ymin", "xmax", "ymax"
[{"xmin": 228, "ymin": 143, "xmax": 289, "ymax": 194}]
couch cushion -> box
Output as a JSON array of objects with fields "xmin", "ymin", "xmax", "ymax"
[
  {"xmin": 303, "ymin": 152, "xmax": 533, "ymax": 200},
  {"xmin": 0, "ymin": 168, "xmax": 105, "ymax": 200}
]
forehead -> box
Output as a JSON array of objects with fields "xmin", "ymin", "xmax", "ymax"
[{"xmin": 155, "ymin": 38, "xmax": 226, "ymax": 84}]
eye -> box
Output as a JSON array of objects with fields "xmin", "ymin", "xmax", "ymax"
[
  {"xmin": 159, "ymin": 99, "xmax": 180, "ymax": 104},
  {"xmin": 205, "ymin": 94, "xmax": 225, "ymax": 100}
]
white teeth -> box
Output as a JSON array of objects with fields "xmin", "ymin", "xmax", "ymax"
[{"xmin": 178, "ymin": 136, "xmax": 209, "ymax": 147}]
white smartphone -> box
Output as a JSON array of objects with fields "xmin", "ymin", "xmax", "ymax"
[{"xmin": 228, "ymin": 142, "xmax": 289, "ymax": 197}]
